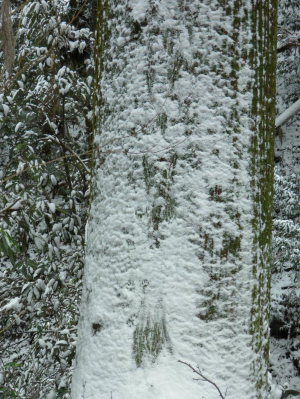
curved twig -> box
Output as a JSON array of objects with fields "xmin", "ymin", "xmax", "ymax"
[{"xmin": 178, "ymin": 360, "xmax": 226, "ymax": 399}]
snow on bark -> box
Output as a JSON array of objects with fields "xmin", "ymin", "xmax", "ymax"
[{"xmin": 72, "ymin": 1, "xmax": 277, "ymax": 398}]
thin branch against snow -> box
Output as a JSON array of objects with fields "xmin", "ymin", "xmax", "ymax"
[
  {"xmin": 178, "ymin": 360, "xmax": 226, "ymax": 399},
  {"xmin": 275, "ymin": 98, "xmax": 300, "ymax": 128},
  {"xmin": 277, "ymin": 42, "xmax": 299, "ymax": 54},
  {"xmin": 59, "ymin": 142, "xmax": 91, "ymax": 175},
  {"xmin": 1, "ymin": 136, "xmax": 187, "ymax": 184}
]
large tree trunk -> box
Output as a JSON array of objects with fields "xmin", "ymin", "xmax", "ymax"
[{"xmin": 71, "ymin": 1, "xmax": 277, "ymax": 398}]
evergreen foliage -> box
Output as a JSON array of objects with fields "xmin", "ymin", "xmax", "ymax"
[
  {"xmin": 271, "ymin": 0, "xmax": 300, "ymax": 388},
  {"xmin": 272, "ymin": 163, "xmax": 300, "ymax": 336},
  {"xmin": 0, "ymin": 1, "xmax": 93, "ymax": 397}
]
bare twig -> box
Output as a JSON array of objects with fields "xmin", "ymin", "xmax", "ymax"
[
  {"xmin": 59, "ymin": 140, "xmax": 91, "ymax": 175},
  {"xmin": 1, "ymin": 149, "xmax": 94, "ymax": 184},
  {"xmin": 1, "ymin": 135, "xmax": 188, "ymax": 184},
  {"xmin": 178, "ymin": 360, "xmax": 226, "ymax": 399},
  {"xmin": 277, "ymin": 42, "xmax": 300, "ymax": 54}
]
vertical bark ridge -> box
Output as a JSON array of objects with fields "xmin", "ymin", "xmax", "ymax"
[{"xmin": 250, "ymin": 0, "xmax": 277, "ymax": 396}]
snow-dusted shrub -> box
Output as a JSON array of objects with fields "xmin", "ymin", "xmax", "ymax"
[{"xmin": 0, "ymin": 1, "xmax": 94, "ymax": 397}]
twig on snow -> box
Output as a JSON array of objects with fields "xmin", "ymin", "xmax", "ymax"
[{"xmin": 178, "ymin": 360, "xmax": 226, "ymax": 399}]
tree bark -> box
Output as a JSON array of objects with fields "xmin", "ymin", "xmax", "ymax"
[
  {"xmin": 1, "ymin": 0, "xmax": 15, "ymax": 73},
  {"xmin": 72, "ymin": 1, "xmax": 277, "ymax": 398}
]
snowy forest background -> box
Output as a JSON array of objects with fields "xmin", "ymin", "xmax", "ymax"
[{"xmin": 0, "ymin": 0, "xmax": 299, "ymax": 398}]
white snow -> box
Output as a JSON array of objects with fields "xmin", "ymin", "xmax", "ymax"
[
  {"xmin": 38, "ymin": 339, "xmax": 46, "ymax": 348},
  {"xmin": 50, "ymin": 175, "xmax": 57, "ymax": 186},
  {"xmin": 52, "ymin": 223, "xmax": 62, "ymax": 231},
  {"xmin": 34, "ymin": 237, "xmax": 44, "ymax": 250},
  {"xmin": 48, "ymin": 203, "xmax": 56, "ymax": 213},
  {"xmin": 270, "ymin": 386, "xmax": 282, "ymax": 399},
  {"xmin": 15, "ymin": 122, "xmax": 23, "ymax": 132},
  {"xmin": 69, "ymin": 41, "xmax": 79, "ymax": 52},
  {"xmin": 10, "ymin": 201, "xmax": 22, "ymax": 210},
  {"xmin": 34, "ymin": 2, "xmax": 40, "ymax": 14},
  {"xmin": 36, "ymin": 279, "xmax": 46, "ymax": 292},
  {"xmin": 2, "ymin": 297, "xmax": 22, "ymax": 312},
  {"xmin": 2, "ymin": 104, "xmax": 9, "ymax": 116},
  {"xmin": 46, "ymin": 390, "xmax": 56, "ymax": 399},
  {"xmin": 54, "ymin": 300, "xmax": 60, "ymax": 311}
]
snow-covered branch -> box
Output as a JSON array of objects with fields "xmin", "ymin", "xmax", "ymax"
[
  {"xmin": 276, "ymin": 98, "xmax": 300, "ymax": 128},
  {"xmin": 178, "ymin": 360, "xmax": 226, "ymax": 399}
]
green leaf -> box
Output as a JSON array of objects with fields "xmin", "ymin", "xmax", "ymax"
[
  {"xmin": 0, "ymin": 236, "xmax": 16, "ymax": 265},
  {"xmin": 27, "ymin": 259, "xmax": 38, "ymax": 269},
  {"xmin": 21, "ymin": 265, "xmax": 28, "ymax": 278},
  {"xmin": 4, "ymin": 361, "xmax": 21, "ymax": 369},
  {"xmin": 16, "ymin": 143, "xmax": 24, "ymax": 151},
  {"xmin": 56, "ymin": 207, "xmax": 70, "ymax": 215},
  {"xmin": 12, "ymin": 260, "xmax": 23, "ymax": 271},
  {"xmin": 0, "ymin": 234, "xmax": 10, "ymax": 254},
  {"xmin": 58, "ymin": 387, "xmax": 69, "ymax": 397},
  {"xmin": 0, "ymin": 388, "xmax": 17, "ymax": 398},
  {"xmin": 8, "ymin": 250, "xmax": 16, "ymax": 266},
  {"xmin": 4, "ymin": 231, "xmax": 19, "ymax": 248},
  {"xmin": 19, "ymin": 111, "xmax": 27, "ymax": 120}
]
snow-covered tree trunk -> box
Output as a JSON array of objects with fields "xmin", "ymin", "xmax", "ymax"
[{"xmin": 71, "ymin": 1, "xmax": 277, "ymax": 398}]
